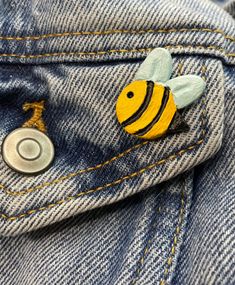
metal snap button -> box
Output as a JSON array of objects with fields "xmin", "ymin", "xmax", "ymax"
[{"xmin": 1, "ymin": 128, "xmax": 55, "ymax": 175}]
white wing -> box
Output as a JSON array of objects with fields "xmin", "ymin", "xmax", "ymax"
[
  {"xmin": 166, "ymin": 75, "xmax": 206, "ymax": 109},
  {"xmin": 134, "ymin": 48, "xmax": 173, "ymax": 83}
]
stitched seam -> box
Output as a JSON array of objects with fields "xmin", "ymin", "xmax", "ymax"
[
  {"xmin": 0, "ymin": 66, "xmax": 206, "ymax": 223},
  {"xmin": 130, "ymin": 183, "xmax": 185, "ymax": 285},
  {"xmin": 0, "ymin": 28, "xmax": 234, "ymax": 42},
  {"xmin": 1, "ymin": 141, "xmax": 149, "ymax": 195},
  {"xmin": 0, "ymin": 45, "xmax": 234, "ymax": 58},
  {"xmin": 0, "ymin": 137, "xmax": 204, "ymax": 221},
  {"xmin": 130, "ymin": 206, "xmax": 162, "ymax": 285},
  {"xmin": 0, "ymin": 139, "xmax": 203, "ymax": 221},
  {"xmin": 159, "ymin": 187, "xmax": 186, "ymax": 285}
]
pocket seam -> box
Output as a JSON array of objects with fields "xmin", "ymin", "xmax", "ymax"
[
  {"xmin": 130, "ymin": 180, "xmax": 186, "ymax": 285},
  {"xmin": 160, "ymin": 185, "xmax": 186, "ymax": 285}
]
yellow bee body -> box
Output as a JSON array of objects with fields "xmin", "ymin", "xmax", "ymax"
[{"xmin": 116, "ymin": 80, "xmax": 177, "ymax": 140}]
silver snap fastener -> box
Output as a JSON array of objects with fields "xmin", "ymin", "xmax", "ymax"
[
  {"xmin": 1, "ymin": 128, "xmax": 55, "ymax": 175},
  {"xmin": 17, "ymin": 138, "xmax": 42, "ymax": 161}
]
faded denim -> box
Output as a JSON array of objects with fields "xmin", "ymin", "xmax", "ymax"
[{"xmin": 0, "ymin": 0, "xmax": 234, "ymax": 284}]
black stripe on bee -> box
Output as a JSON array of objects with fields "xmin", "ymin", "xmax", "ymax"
[
  {"xmin": 121, "ymin": 81, "xmax": 154, "ymax": 128},
  {"xmin": 134, "ymin": 86, "xmax": 170, "ymax": 136}
]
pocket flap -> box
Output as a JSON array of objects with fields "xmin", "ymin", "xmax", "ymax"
[{"xmin": 0, "ymin": 52, "xmax": 224, "ymax": 235}]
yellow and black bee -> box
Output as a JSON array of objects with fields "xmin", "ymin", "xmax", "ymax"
[{"xmin": 116, "ymin": 48, "xmax": 206, "ymax": 140}]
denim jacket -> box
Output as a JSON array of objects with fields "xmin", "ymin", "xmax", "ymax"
[{"xmin": 0, "ymin": 0, "xmax": 234, "ymax": 284}]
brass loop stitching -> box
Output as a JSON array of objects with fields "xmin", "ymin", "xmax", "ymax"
[{"xmin": 22, "ymin": 100, "xmax": 47, "ymax": 133}]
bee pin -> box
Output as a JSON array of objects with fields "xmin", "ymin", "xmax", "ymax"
[{"xmin": 116, "ymin": 48, "xmax": 206, "ymax": 140}]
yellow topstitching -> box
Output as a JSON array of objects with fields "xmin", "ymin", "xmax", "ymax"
[
  {"xmin": 159, "ymin": 189, "xmax": 186, "ymax": 285},
  {"xmin": 0, "ymin": 45, "xmax": 233, "ymax": 58},
  {"xmin": 0, "ymin": 28, "xmax": 234, "ymax": 42}
]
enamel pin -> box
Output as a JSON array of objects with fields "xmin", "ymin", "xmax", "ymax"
[{"xmin": 116, "ymin": 48, "xmax": 206, "ymax": 140}]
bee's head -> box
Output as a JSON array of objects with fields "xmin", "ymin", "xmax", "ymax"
[{"xmin": 116, "ymin": 80, "xmax": 148, "ymax": 125}]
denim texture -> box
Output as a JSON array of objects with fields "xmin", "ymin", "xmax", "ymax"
[
  {"xmin": 0, "ymin": 0, "xmax": 234, "ymax": 284},
  {"xmin": 0, "ymin": 177, "xmax": 192, "ymax": 285},
  {"xmin": 173, "ymin": 67, "xmax": 235, "ymax": 285},
  {"xmin": 213, "ymin": 0, "xmax": 231, "ymax": 5},
  {"xmin": 0, "ymin": 0, "xmax": 231, "ymax": 236}
]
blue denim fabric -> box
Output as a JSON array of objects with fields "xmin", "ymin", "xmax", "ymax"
[
  {"xmin": 173, "ymin": 69, "xmax": 235, "ymax": 285},
  {"xmin": 213, "ymin": 0, "xmax": 230, "ymax": 5},
  {"xmin": 0, "ymin": 0, "xmax": 234, "ymax": 284}
]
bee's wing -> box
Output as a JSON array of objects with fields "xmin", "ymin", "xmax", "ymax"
[
  {"xmin": 134, "ymin": 48, "xmax": 172, "ymax": 82},
  {"xmin": 166, "ymin": 75, "xmax": 206, "ymax": 109}
]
